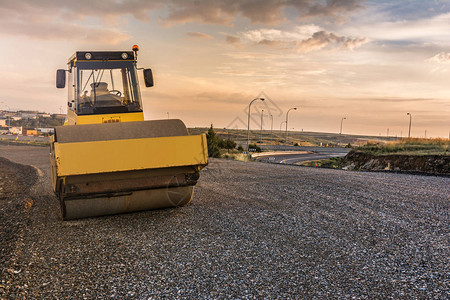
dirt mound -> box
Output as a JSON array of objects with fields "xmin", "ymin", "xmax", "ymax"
[{"xmin": 342, "ymin": 151, "xmax": 450, "ymax": 175}]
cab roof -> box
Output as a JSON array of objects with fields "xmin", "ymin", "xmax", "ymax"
[{"xmin": 68, "ymin": 51, "xmax": 135, "ymax": 64}]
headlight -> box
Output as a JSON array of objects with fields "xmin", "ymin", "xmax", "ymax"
[
  {"xmin": 85, "ymin": 52, "xmax": 92, "ymax": 60},
  {"xmin": 121, "ymin": 52, "xmax": 128, "ymax": 59}
]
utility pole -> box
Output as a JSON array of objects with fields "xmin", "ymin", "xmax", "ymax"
[
  {"xmin": 260, "ymin": 109, "xmax": 264, "ymax": 144},
  {"xmin": 407, "ymin": 112, "xmax": 412, "ymax": 138},
  {"xmin": 285, "ymin": 107, "xmax": 297, "ymax": 151},
  {"xmin": 340, "ymin": 117, "xmax": 346, "ymax": 135},
  {"xmin": 247, "ymin": 97, "xmax": 264, "ymax": 160},
  {"xmin": 270, "ymin": 114, "xmax": 273, "ymax": 144}
]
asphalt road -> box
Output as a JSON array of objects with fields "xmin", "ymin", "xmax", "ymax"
[
  {"xmin": 1, "ymin": 144, "xmax": 449, "ymax": 299},
  {"xmin": 255, "ymin": 147, "xmax": 350, "ymax": 165}
]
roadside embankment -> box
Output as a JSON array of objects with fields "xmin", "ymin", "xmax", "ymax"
[{"xmin": 342, "ymin": 150, "xmax": 449, "ymax": 175}]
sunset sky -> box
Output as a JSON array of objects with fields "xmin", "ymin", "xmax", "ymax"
[{"xmin": 0, "ymin": 0, "xmax": 449, "ymax": 137}]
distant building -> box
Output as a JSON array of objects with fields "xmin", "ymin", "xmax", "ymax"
[
  {"xmin": 52, "ymin": 114, "xmax": 66, "ymax": 120},
  {"xmin": 22, "ymin": 113, "xmax": 38, "ymax": 119},
  {"xmin": 9, "ymin": 126, "xmax": 22, "ymax": 135},
  {"xmin": 23, "ymin": 129, "xmax": 38, "ymax": 136},
  {"xmin": 0, "ymin": 119, "xmax": 6, "ymax": 126},
  {"xmin": 37, "ymin": 128, "xmax": 55, "ymax": 135},
  {"xmin": 2, "ymin": 112, "xmax": 15, "ymax": 117}
]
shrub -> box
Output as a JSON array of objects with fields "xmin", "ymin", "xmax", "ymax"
[
  {"xmin": 206, "ymin": 124, "xmax": 221, "ymax": 158},
  {"xmin": 219, "ymin": 138, "xmax": 236, "ymax": 151},
  {"xmin": 248, "ymin": 143, "xmax": 262, "ymax": 152}
]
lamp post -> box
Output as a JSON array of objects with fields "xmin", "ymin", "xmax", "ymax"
[
  {"xmin": 260, "ymin": 109, "xmax": 264, "ymax": 144},
  {"xmin": 407, "ymin": 112, "xmax": 412, "ymax": 138},
  {"xmin": 285, "ymin": 107, "xmax": 297, "ymax": 150},
  {"xmin": 339, "ymin": 117, "xmax": 346, "ymax": 135},
  {"xmin": 280, "ymin": 121, "xmax": 286, "ymax": 131},
  {"xmin": 247, "ymin": 97, "xmax": 264, "ymax": 160},
  {"xmin": 270, "ymin": 114, "xmax": 273, "ymax": 144},
  {"xmin": 167, "ymin": 112, "xmax": 169, "ymax": 119}
]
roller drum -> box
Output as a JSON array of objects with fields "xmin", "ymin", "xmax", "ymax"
[{"xmin": 50, "ymin": 119, "xmax": 208, "ymax": 220}]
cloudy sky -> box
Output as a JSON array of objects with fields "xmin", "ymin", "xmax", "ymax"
[{"xmin": 0, "ymin": 0, "xmax": 449, "ymax": 137}]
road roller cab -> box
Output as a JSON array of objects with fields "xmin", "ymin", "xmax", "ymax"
[{"xmin": 51, "ymin": 46, "xmax": 208, "ymax": 220}]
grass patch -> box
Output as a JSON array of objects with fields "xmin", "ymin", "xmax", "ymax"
[
  {"xmin": 219, "ymin": 148, "xmax": 248, "ymax": 161},
  {"xmin": 355, "ymin": 138, "xmax": 449, "ymax": 156},
  {"xmin": 0, "ymin": 138, "xmax": 50, "ymax": 147}
]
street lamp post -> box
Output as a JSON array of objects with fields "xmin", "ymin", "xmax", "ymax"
[
  {"xmin": 407, "ymin": 112, "xmax": 412, "ymax": 138},
  {"xmin": 260, "ymin": 109, "xmax": 264, "ymax": 144},
  {"xmin": 247, "ymin": 97, "xmax": 264, "ymax": 160},
  {"xmin": 270, "ymin": 114, "xmax": 273, "ymax": 144},
  {"xmin": 279, "ymin": 121, "xmax": 286, "ymax": 146},
  {"xmin": 285, "ymin": 107, "xmax": 297, "ymax": 150},
  {"xmin": 339, "ymin": 117, "xmax": 346, "ymax": 135}
]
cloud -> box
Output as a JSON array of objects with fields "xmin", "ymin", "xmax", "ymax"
[
  {"xmin": 236, "ymin": 0, "xmax": 287, "ymax": 25},
  {"xmin": 161, "ymin": 0, "xmax": 362, "ymax": 26},
  {"xmin": 225, "ymin": 35, "xmax": 243, "ymax": 48},
  {"xmin": 295, "ymin": 31, "xmax": 368, "ymax": 52},
  {"xmin": 239, "ymin": 26, "xmax": 368, "ymax": 52},
  {"xmin": 0, "ymin": 0, "xmax": 161, "ymax": 23},
  {"xmin": 304, "ymin": 0, "xmax": 363, "ymax": 18},
  {"xmin": 343, "ymin": 11, "xmax": 450, "ymax": 44},
  {"xmin": 0, "ymin": 20, "xmax": 130, "ymax": 44},
  {"xmin": 426, "ymin": 52, "xmax": 450, "ymax": 63},
  {"xmin": 0, "ymin": 0, "xmax": 364, "ymax": 42},
  {"xmin": 257, "ymin": 39, "xmax": 291, "ymax": 48},
  {"xmin": 186, "ymin": 32, "xmax": 213, "ymax": 39},
  {"xmin": 160, "ymin": 1, "xmax": 236, "ymax": 26},
  {"xmin": 0, "ymin": 0, "xmax": 155, "ymax": 43},
  {"xmin": 241, "ymin": 25, "xmax": 323, "ymax": 43}
]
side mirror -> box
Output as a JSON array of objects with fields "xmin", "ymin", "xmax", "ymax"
[
  {"xmin": 56, "ymin": 69, "xmax": 66, "ymax": 88},
  {"xmin": 143, "ymin": 69, "xmax": 154, "ymax": 87}
]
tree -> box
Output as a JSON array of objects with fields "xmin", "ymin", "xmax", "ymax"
[{"xmin": 206, "ymin": 124, "xmax": 221, "ymax": 158}]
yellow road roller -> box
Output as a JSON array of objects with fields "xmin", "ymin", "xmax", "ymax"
[{"xmin": 51, "ymin": 46, "xmax": 208, "ymax": 220}]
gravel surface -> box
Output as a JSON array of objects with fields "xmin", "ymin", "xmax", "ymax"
[
  {"xmin": 0, "ymin": 156, "xmax": 38, "ymax": 297},
  {"xmin": 0, "ymin": 145, "xmax": 449, "ymax": 299}
]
